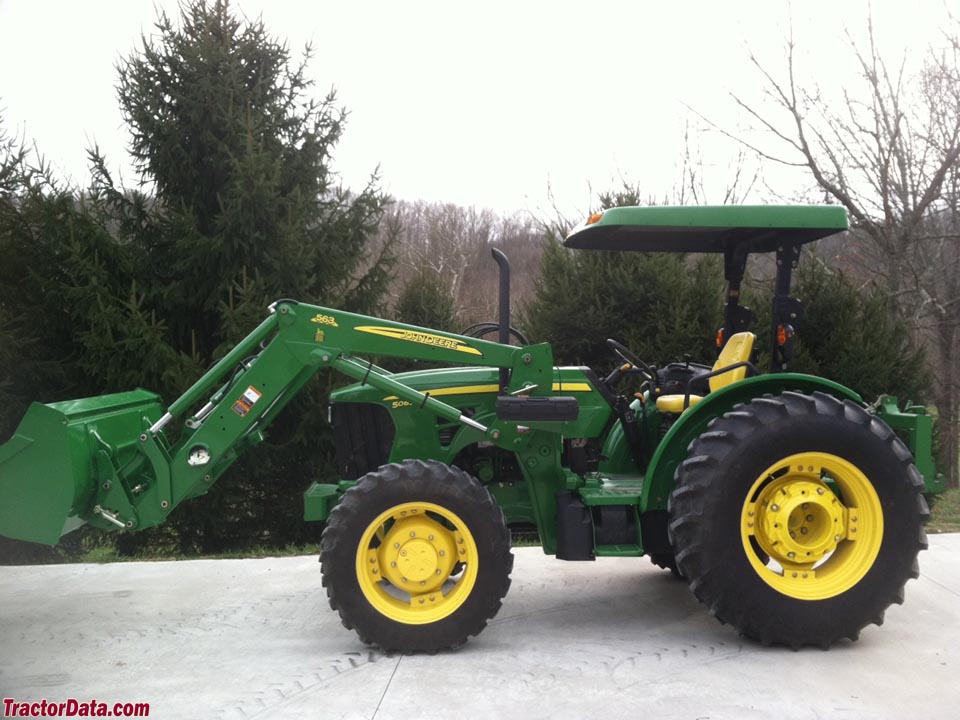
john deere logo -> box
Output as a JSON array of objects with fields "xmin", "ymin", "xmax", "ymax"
[{"xmin": 355, "ymin": 326, "xmax": 482, "ymax": 356}]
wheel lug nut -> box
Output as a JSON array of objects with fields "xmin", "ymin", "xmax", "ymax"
[
  {"xmin": 460, "ymin": 549, "xmax": 466, "ymax": 555},
  {"xmin": 391, "ymin": 561, "xmax": 397, "ymax": 567},
  {"xmin": 787, "ymin": 551, "xmax": 796, "ymax": 558},
  {"xmin": 429, "ymin": 595, "xmax": 435, "ymax": 601},
  {"xmin": 401, "ymin": 577, "xmax": 407, "ymax": 583},
  {"xmin": 394, "ymin": 543, "xmax": 400, "ymax": 549},
  {"xmin": 370, "ymin": 557, "xmax": 376, "ymax": 563},
  {"xmin": 806, "ymin": 514, "xmax": 815, "ymax": 522},
  {"xmin": 458, "ymin": 538, "xmax": 464, "ymax": 544},
  {"xmin": 439, "ymin": 550, "xmax": 445, "ymax": 557},
  {"xmin": 428, "ymin": 534, "xmax": 435, "ymax": 540},
  {"xmin": 790, "ymin": 531, "xmax": 796, "ymax": 539},
  {"xmin": 419, "ymin": 598, "xmax": 425, "ymax": 604},
  {"xmin": 420, "ymin": 581, "xmax": 426, "ymax": 586},
  {"xmin": 436, "ymin": 569, "xmax": 441, "ymax": 575},
  {"xmin": 834, "ymin": 534, "xmax": 841, "ymax": 541},
  {"xmin": 410, "ymin": 531, "xmax": 416, "ymax": 537},
  {"xmin": 771, "ymin": 504, "xmax": 779, "ymax": 512},
  {"xmin": 817, "ymin": 487, "xmax": 825, "ymax": 495},
  {"xmin": 801, "ymin": 527, "xmax": 808, "ymax": 535},
  {"xmin": 372, "ymin": 568, "xmax": 378, "ymax": 574}
]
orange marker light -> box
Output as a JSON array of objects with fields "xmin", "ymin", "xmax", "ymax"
[
  {"xmin": 716, "ymin": 329, "xmax": 725, "ymax": 347},
  {"xmin": 777, "ymin": 324, "xmax": 794, "ymax": 346},
  {"xmin": 586, "ymin": 212, "xmax": 604, "ymax": 225}
]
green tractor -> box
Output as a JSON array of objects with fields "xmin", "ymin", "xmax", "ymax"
[{"xmin": 0, "ymin": 205, "xmax": 938, "ymax": 652}]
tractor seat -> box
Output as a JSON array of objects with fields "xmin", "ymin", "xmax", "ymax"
[{"xmin": 655, "ymin": 332, "xmax": 756, "ymax": 414}]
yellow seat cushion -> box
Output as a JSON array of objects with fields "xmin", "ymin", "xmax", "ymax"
[
  {"xmin": 656, "ymin": 394, "xmax": 703, "ymax": 414},
  {"xmin": 655, "ymin": 332, "xmax": 756, "ymax": 415},
  {"xmin": 710, "ymin": 331, "xmax": 755, "ymax": 392}
]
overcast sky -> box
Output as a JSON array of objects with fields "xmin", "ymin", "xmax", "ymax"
[{"xmin": 0, "ymin": 0, "xmax": 953, "ymax": 218}]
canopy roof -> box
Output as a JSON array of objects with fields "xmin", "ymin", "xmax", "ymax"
[{"xmin": 564, "ymin": 205, "xmax": 848, "ymax": 253}]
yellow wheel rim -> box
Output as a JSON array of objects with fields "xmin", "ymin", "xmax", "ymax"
[
  {"xmin": 355, "ymin": 502, "xmax": 479, "ymax": 624},
  {"xmin": 740, "ymin": 452, "xmax": 883, "ymax": 600}
]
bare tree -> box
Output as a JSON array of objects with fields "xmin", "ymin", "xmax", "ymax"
[
  {"xmin": 675, "ymin": 121, "xmax": 759, "ymax": 206},
  {"xmin": 371, "ymin": 200, "xmax": 542, "ymax": 326},
  {"xmin": 722, "ymin": 16, "xmax": 960, "ymax": 483}
]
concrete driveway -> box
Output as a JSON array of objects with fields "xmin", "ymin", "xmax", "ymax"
[{"xmin": 2, "ymin": 535, "xmax": 959, "ymax": 719}]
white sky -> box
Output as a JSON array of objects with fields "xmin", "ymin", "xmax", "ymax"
[{"xmin": 0, "ymin": 0, "xmax": 954, "ymax": 217}]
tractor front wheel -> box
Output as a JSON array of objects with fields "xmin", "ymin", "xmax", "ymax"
[
  {"xmin": 320, "ymin": 460, "xmax": 513, "ymax": 653},
  {"xmin": 668, "ymin": 392, "xmax": 928, "ymax": 648}
]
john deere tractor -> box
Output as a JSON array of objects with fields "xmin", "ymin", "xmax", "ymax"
[{"xmin": 0, "ymin": 205, "xmax": 939, "ymax": 652}]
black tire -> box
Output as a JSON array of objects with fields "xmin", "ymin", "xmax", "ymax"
[
  {"xmin": 320, "ymin": 460, "xmax": 513, "ymax": 653},
  {"xmin": 668, "ymin": 391, "xmax": 928, "ymax": 648},
  {"xmin": 641, "ymin": 510, "xmax": 683, "ymax": 579},
  {"xmin": 648, "ymin": 553, "xmax": 684, "ymax": 579}
]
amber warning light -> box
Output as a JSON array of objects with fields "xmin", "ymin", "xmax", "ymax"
[{"xmin": 777, "ymin": 324, "xmax": 795, "ymax": 346}]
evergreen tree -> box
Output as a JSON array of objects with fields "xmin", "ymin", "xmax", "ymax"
[
  {"xmin": 525, "ymin": 188, "xmax": 724, "ymax": 371},
  {"xmin": 525, "ymin": 242, "xmax": 723, "ymax": 369},
  {"xmin": 107, "ymin": 0, "xmax": 392, "ymax": 554},
  {"xmin": 388, "ymin": 267, "xmax": 458, "ymax": 374},
  {"xmin": 394, "ymin": 268, "xmax": 457, "ymax": 333},
  {"xmin": 748, "ymin": 256, "xmax": 930, "ymax": 403},
  {"xmin": 0, "ymin": 1, "xmax": 393, "ymax": 556}
]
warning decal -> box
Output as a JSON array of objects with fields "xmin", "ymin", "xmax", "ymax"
[{"xmin": 232, "ymin": 386, "xmax": 263, "ymax": 417}]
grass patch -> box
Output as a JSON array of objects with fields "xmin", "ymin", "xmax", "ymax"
[
  {"xmin": 77, "ymin": 543, "xmax": 321, "ymax": 564},
  {"xmin": 927, "ymin": 487, "xmax": 960, "ymax": 533}
]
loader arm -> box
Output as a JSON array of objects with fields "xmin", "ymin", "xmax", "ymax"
[{"xmin": 0, "ymin": 300, "xmax": 564, "ymax": 544}]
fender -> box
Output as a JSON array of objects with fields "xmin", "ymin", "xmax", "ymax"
[{"xmin": 640, "ymin": 374, "xmax": 863, "ymax": 511}]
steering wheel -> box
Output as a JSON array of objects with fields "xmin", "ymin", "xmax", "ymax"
[{"xmin": 605, "ymin": 338, "xmax": 656, "ymax": 383}]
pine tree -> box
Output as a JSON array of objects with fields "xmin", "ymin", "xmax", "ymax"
[
  {"xmin": 525, "ymin": 188, "xmax": 724, "ymax": 371},
  {"xmin": 747, "ymin": 256, "xmax": 930, "ymax": 403},
  {"xmin": 0, "ymin": 1, "xmax": 393, "ymax": 556},
  {"xmin": 395, "ymin": 268, "xmax": 457, "ymax": 333},
  {"xmin": 104, "ymin": 0, "xmax": 393, "ymax": 553},
  {"xmin": 388, "ymin": 267, "xmax": 458, "ymax": 374}
]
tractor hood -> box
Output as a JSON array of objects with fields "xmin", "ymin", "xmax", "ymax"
[{"xmin": 330, "ymin": 365, "xmax": 605, "ymax": 407}]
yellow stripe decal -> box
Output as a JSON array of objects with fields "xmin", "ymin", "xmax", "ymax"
[
  {"xmin": 552, "ymin": 382, "xmax": 592, "ymax": 392},
  {"xmin": 383, "ymin": 382, "xmax": 592, "ymax": 402},
  {"xmin": 355, "ymin": 326, "xmax": 483, "ymax": 356}
]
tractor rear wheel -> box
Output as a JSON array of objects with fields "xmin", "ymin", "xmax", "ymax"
[
  {"xmin": 648, "ymin": 553, "xmax": 683, "ymax": 579},
  {"xmin": 320, "ymin": 460, "xmax": 513, "ymax": 653},
  {"xmin": 668, "ymin": 391, "xmax": 928, "ymax": 648}
]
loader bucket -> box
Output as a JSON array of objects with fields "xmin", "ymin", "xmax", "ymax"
[{"xmin": 0, "ymin": 389, "xmax": 163, "ymax": 545}]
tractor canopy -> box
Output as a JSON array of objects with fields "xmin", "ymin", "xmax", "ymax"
[
  {"xmin": 564, "ymin": 205, "xmax": 848, "ymax": 252},
  {"xmin": 565, "ymin": 205, "xmax": 850, "ymax": 373}
]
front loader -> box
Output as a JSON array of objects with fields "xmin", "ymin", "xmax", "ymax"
[{"xmin": 0, "ymin": 205, "xmax": 939, "ymax": 652}]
